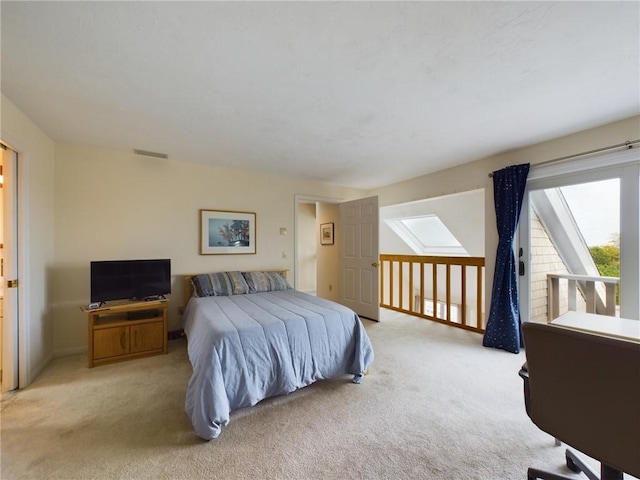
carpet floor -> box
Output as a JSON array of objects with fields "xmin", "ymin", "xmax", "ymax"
[{"xmin": 1, "ymin": 309, "xmax": 628, "ymax": 479}]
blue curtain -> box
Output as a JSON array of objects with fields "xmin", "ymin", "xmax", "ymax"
[{"xmin": 483, "ymin": 163, "xmax": 530, "ymax": 354}]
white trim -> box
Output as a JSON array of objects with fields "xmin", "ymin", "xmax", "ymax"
[
  {"xmin": 0, "ymin": 133, "xmax": 31, "ymax": 389},
  {"xmin": 619, "ymin": 163, "xmax": 640, "ymax": 319},
  {"xmin": 528, "ymin": 147, "xmax": 639, "ymax": 181}
]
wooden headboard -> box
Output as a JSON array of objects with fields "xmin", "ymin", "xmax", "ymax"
[{"xmin": 183, "ymin": 270, "xmax": 289, "ymax": 307}]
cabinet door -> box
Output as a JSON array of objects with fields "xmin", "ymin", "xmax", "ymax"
[
  {"xmin": 94, "ymin": 326, "xmax": 129, "ymax": 359},
  {"xmin": 130, "ymin": 322, "xmax": 164, "ymax": 353}
]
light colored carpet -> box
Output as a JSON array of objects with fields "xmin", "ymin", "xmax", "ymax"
[{"xmin": 0, "ymin": 310, "xmax": 619, "ymax": 479}]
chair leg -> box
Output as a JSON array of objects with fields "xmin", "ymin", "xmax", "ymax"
[
  {"xmin": 600, "ymin": 465, "xmax": 623, "ymax": 480},
  {"xmin": 527, "ymin": 467, "xmax": 574, "ymax": 480},
  {"xmin": 565, "ymin": 449, "xmax": 599, "ymax": 480}
]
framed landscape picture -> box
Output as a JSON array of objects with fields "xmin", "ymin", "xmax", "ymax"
[
  {"xmin": 200, "ymin": 209, "xmax": 256, "ymax": 255},
  {"xmin": 320, "ymin": 222, "xmax": 334, "ymax": 245}
]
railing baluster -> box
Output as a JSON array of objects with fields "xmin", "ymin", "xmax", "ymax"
[
  {"xmin": 445, "ymin": 264, "xmax": 451, "ymax": 322},
  {"xmin": 585, "ymin": 281, "xmax": 596, "ymax": 314},
  {"xmin": 605, "ymin": 283, "xmax": 616, "ymax": 316},
  {"xmin": 461, "ymin": 265, "xmax": 467, "ymax": 326},
  {"xmin": 389, "ymin": 260, "xmax": 395, "ymax": 309},
  {"xmin": 476, "ymin": 266, "xmax": 483, "ymax": 329},
  {"xmin": 379, "ymin": 254, "xmax": 486, "ymax": 333},
  {"xmin": 408, "ymin": 261, "xmax": 414, "ymax": 313},
  {"xmin": 432, "ymin": 262, "xmax": 438, "ymax": 319},
  {"xmin": 546, "ymin": 273, "xmax": 619, "ymax": 319},
  {"xmin": 398, "ymin": 261, "xmax": 404, "ymax": 310},
  {"xmin": 548, "ymin": 276, "xmax": 560, "ymax": 321},
  {"xmin": 568, "ymin": 279, "xmax": 577, "ymax": 312},
  {"xmin": 419, "ymin": 262, "xmax": 424, "ymax": 315}
]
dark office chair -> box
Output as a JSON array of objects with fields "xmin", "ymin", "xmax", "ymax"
[{"xmin": 520, "ymin": 321, "xmax": 640, "ymax": 480}]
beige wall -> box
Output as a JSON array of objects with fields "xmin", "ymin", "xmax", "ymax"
[
  {"xmin": 369, "ymin": 115, "xmax": 640, "ymax": 325},
  {"xmin": 1, "ymin": 94, "xmax": 56, "ymax": 383},
  {"xmin": 296, "ymin": 202, "xmax": 317, "ymax": 293},
  {"xmin": 3, "ymin": 89, "xmax": 639, "ymax": 374},
  {"xmin": 52, "ymin": 143, "xmax": 364, "ymax": 353}
]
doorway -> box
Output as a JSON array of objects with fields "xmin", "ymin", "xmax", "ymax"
[
  {"xmin": 294, "ymin": 194, "xmax": 381, "ymax": 321},
  {"xmin": 294, "ymin": 195, "xmax": 341, "ymax": 299}
]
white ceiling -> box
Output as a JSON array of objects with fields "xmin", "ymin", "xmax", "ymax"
[{"xmin": 2, "ymin": 1, "xmax": 638, "ymax": 189}]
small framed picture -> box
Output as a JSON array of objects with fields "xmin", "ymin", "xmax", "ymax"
[
  {"xmin": 320, "ymin": 222, "xmax": 334, "ymax": 245},
  {"xmin": 200, "ymin": 209, "xmax": 256, "ymax": 255}
]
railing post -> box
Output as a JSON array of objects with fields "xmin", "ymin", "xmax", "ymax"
[
  {"xmin": 380, "ymin": 259, "xmax": 385, "ymax": 307},
  {"xmin": 605, "ymin": 283, "xmax": 616, "ymax": 316},
  {"xmin": 548, "ymin": 276, "xmax": 560, "ymax": 321},
  {"xmin": 585, "ymin": 281, "xmax": 596, "ymax": 314},
  {"xmin": 568, "ymin": 279, "xmax": 577, "ymax": 312}
]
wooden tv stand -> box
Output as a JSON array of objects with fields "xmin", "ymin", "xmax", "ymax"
[{"xmin": 81, "ymin": 299, "xmax": 168, "ymax": 368}]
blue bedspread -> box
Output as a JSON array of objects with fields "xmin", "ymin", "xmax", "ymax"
[{"xmin": 182, "ymin": 289, "xmax": 374, "ymax": 440}]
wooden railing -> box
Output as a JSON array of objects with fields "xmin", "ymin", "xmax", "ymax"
[
  {"xmin": 379, "ymin": 254, "xmax": 486, "ymax": 333},
  {"xmin": 547, "ymin": 273, "xmax": 619, "ymax": 321}
]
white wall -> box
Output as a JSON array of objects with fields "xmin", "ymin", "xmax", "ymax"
[
  {"xmin": 0, "ymin": 94, "xmax": 56, "ymax": 383},
  {"xmin": 369, "ymin": 115, "xmax": 640, "ymax": 326},
  {"xmin": 52, "ymin": 143, "xmax": 365, "ymax": 353},
  {"xmin": 380, "ymin": 189, "xmax": 485, "ymax": 257}
]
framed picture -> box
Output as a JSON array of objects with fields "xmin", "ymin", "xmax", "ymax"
[
  {"xmin": 200, "ymin": 209, "xmax": 256, "ymax": 255},
  {"xmin": 320, "ymin": 222, "xmax": 334, "ymax": 245}
]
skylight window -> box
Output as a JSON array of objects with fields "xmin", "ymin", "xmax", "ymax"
[{"xmin": 384, "ymin": 215, "xmax": 469, "ymax": 256}]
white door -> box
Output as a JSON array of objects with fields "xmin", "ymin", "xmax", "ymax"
[
  {"xmin": 340, "ymin": 196, "xmax": 379, "ymax": 321},
  {"xmin": 1, "ymin": 145, "xmax": 18, "ymax": 392}
]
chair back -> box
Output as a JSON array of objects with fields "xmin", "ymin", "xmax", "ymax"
[{"xmin": 522, "ymin": 321, "xmax": 640, "ymax": 477}]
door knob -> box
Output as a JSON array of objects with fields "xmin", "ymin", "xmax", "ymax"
[{"xmin": 371, "ymin": 262, "xmax": 379, "ymax": 267}]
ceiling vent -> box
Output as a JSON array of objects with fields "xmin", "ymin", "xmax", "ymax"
[{"xmin": 133, "ymin": 149, "xmax": 168, "ymax": 159}]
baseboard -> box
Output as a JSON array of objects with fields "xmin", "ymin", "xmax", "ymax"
[{"xmin": 54, "ymin": 346, "xmax": 88, "ymax": 357}]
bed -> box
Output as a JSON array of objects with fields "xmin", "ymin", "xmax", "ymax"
[{"xmin": 181, "ymin": 270, "xmax": 374, "ymax": 440}]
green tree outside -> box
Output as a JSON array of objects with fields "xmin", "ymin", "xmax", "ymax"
[{"xmin": 589, "ymin": 235, "xmax": 620, "ymax": 303}]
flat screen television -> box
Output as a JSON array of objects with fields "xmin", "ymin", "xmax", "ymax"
[{"xmin": 90, "ymin": 259, "xmax": 171, "ymax": 303}]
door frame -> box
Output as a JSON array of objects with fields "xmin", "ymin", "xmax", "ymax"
[
  {"xmin": 1, "ymin": 137, "xmax": 29, "ymax": 391},
  {"xmin": 519, "ymin": 148, "xmax": 640, "ymax": 322},
  {"xmin": 293, "ymin": 194, "xmax": 342, "ymax": 291}
]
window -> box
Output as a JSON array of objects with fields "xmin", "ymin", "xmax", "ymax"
[{"xmin": 384, "ymin": 215, "xmax": 469, "ymax": 256}]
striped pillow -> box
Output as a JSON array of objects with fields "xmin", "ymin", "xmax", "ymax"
[
  {"xmin": 264, "ymin": 271, "xmax": 290, "ymax": 291},
  {"xmin": 190, "ymin": 271, "xmax": 250, "ymax": 297},
  {"xmin": 243, "ymin": 271, "xmax": 271, "ymax": 293},
  {"xmin": 242, "ymin": 271, "xmax": 291, "ymax": 293},
  {"xmin": 226, "ymin": 271, "xmax": 251, "ymax": 295}
]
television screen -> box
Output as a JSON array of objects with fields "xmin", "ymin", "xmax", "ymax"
[{"xmin": 90, "ymin": 259, "xmax": 171, "ymax": 303}]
